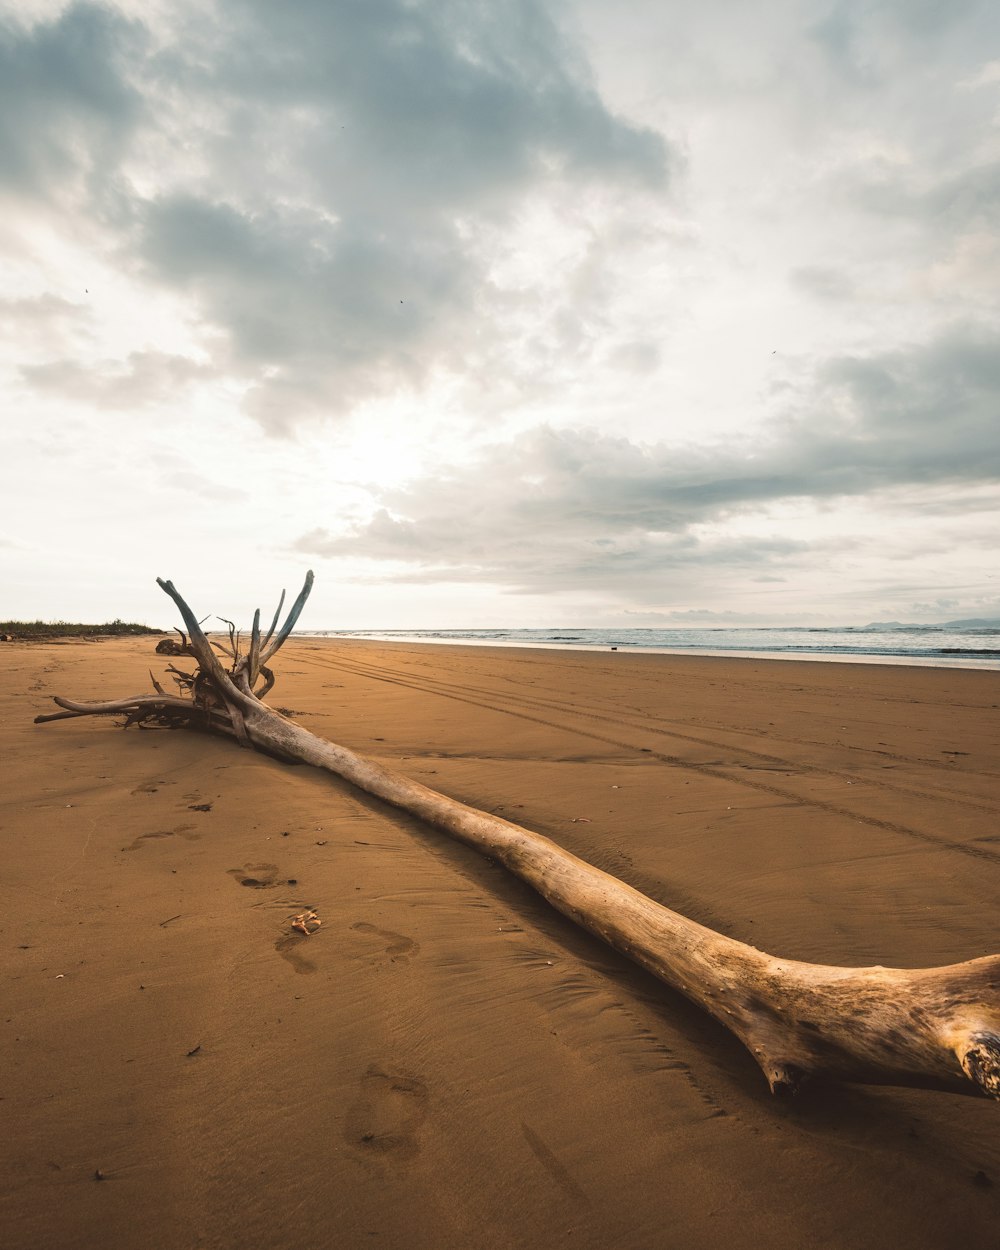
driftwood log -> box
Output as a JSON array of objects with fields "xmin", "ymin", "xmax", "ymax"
[{"xmin": 36, "ymin": 573, "xmax": 1000, "ymax": 1102}]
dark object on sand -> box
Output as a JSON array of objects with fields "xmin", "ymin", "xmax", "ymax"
[
  {"xmin": 156, "ymin": 629, "xmax": 195, "ymax": 656},
  {"xmin": 35, "ymin": 572, "xmax": 1000, "ymax": 1102}
]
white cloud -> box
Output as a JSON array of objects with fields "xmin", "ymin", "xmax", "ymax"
[
  {"xmin": 294, "ymin": 320, "xmax": 1000, "ymax": 615},
  {"xmin": 2, "ymin": 0, "xmax": 999, "ymax": 625}
]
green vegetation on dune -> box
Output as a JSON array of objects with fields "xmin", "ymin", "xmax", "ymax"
[{"xmin": 0, "ymin": 618, "xmax": 163, "ymax": 639}]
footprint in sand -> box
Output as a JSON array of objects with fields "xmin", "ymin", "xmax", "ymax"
[
  {"xmin": 351, "ymin": 921, "xmax": 419, "ymax": 963},
  {"xmin": 227, "ymin": 862, "xmax": 281, "ymax": 889},
  {"xmin": 127, "ymin": 829, "xmax": 175, "ymax": 849},
  {"xmin": 274, "ymin": 930, "xmax": 319, "ymax": 975},
  {"xmin": 125, "ymin": 825, "xmax": 201, "ymax": 850},
  {"xmin": 130, "ymin": 779, "xmax": 176, "ymax": 795},
  {"xmin": 345, "ymin": 1065, "xmax": 428, "ymax": 1159}
]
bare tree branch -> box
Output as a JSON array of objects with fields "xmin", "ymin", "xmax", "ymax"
[
  {"xmin": 216, "ymin": 617, "xmax": 240, "ymax": 660},
  {"xmin": 261, "ymin": 589, "xmax": 286, "ymax": 650},
  {"xmin": 259, "ymin": 571, "xmax": 314, "ymax": 665},
  {"xmin": 247, "ymin": 608, "xmax": 262, "ymax": 687},
  {"xmin": 156, "ymin": 578, "xmax": 236, "ymax": 689}
]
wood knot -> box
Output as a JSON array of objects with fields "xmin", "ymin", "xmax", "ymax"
[{"xmin": 961, "ymin": 1034, "xmax": 1000, "ymax": 1100}]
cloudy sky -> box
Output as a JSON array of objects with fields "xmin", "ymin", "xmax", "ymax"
[{"xmin": 3, "ymin": 0, "xmax": 999, "ymax": 630}]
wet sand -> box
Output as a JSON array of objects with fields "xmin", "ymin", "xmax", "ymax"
[{"xmin": 2, "ymin": 636, "xmax": 1000, "ymax": 1249}]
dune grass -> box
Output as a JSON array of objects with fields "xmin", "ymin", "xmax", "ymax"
[{"xmin": 0, "ymin": 618, "xmax": 162, "ymax": 639}]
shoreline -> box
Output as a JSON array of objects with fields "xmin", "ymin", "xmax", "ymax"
[
  {"xmin": 13, "ymin": 629, "xmax": 999, "ymax": 670},
  {"xmin": 4, "ymin": 636, "xmax": 999, "ymax": 1249},
  {"xmin": 303, "ymin": 631, "xmax": 1000, "ymax": 669}
]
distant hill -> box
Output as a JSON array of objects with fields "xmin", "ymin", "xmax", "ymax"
[{"xmin": 861, "ymin": 618, "xmax": 1000, "ymax": 630}]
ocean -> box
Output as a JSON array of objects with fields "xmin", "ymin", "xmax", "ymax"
[{"xmin": 306, "ymin": 624, "xmax": 1000, "ymax": 669}]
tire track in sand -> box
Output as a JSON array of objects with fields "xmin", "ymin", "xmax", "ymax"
[
  {"xmin": 288, "ymin": 650, "xmax": 1000, "ymax": 867},
  {"xmin": 307, "ymin": 650, "xmax": 1000, "ymax": 815}
]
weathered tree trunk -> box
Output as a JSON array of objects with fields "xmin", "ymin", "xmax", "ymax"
[{"xmin": 35, "ymin": 573, "xmax": 1000, "ymax": 1101}]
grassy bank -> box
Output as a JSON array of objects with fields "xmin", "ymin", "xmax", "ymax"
[{"xmin": 0, "ymin": 618, "xmax": 163, "ymax": 639}]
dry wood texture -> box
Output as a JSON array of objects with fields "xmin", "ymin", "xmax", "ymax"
[{"xmin": 36, "ymin": 573, "xmax": 1000, "ymax": 1101}]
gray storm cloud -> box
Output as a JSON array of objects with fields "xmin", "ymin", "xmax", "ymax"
[
  {"xmin": 2, "ymin": 0, "xmax": 670, "ymax": 430},
  {"xmin": 0, "ymin": 4, "xmax": 144, "ymax": 204}
]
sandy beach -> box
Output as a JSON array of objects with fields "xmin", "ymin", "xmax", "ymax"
[{"xmin": 3, "ymin": 635, "xmax": 1000, "ymax": 1249}]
